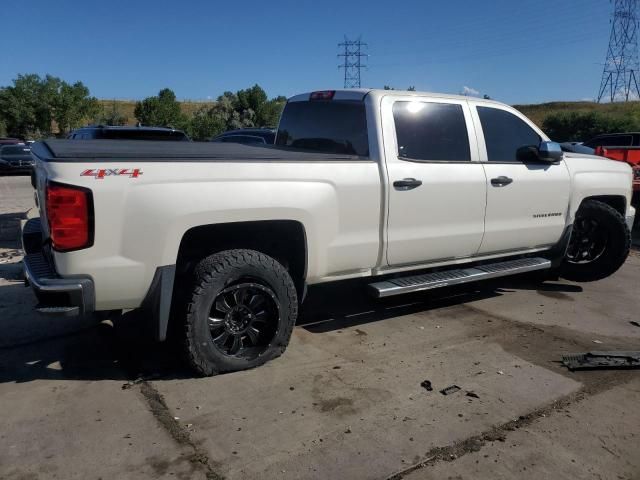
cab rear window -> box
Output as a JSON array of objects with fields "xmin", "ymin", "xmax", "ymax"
[{"xmin": 275, "ymin": 101, "xmax": 369, "ymax": 156}]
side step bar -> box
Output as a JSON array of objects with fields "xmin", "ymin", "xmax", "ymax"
[{"xmin": 369, "ymin": 257, "xmax": 551, "ymax": 298}]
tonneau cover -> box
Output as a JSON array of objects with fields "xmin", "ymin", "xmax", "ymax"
[{"xmin": 31, "ymin": 139, "xmax": 366, "ymax": 162}]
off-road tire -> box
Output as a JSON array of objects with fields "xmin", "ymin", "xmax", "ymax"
[
  {"xmin": 183, "ymin": 249, "xmax": 298, "ymax": 376},
  {"xmin": 561, "ymin": 200, "xmax": 631, "ymax": 282}
]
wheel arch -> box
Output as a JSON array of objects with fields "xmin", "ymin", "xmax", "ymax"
[
  {"xmin": 175, "ymin": 220, "xmax": 308, "ymax": 290},
  {"xmin": 580, "ymin": 195, "xmax": 627, "ymax": 216},
  {"xmin": 147, "ymin": 219, "xmax": 308, "ymax": 342}
]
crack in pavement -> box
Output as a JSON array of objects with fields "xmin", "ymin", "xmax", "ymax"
[{"xmin": 138, "ymin": 381, "xmax": 226, "ymax": 480}]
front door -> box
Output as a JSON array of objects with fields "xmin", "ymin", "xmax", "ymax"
[
  {"xmin": 383, "ymin": 96, "xmax": 487, "ymax": 266},
  {"xmin": 470, "ymin": 103, "xmax": 571, "ymax": 254}
]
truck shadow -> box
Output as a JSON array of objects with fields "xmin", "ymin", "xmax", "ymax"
[{"xmin": 0, "ymin": 274, "xmax": 583, "ymax": 384}]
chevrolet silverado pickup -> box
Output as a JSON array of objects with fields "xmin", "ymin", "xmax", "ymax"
[{"xmin": 23, "ymin": 89, "xmax": 635, "ymax": 376}]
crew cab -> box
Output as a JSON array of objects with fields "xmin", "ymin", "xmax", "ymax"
[{"xmin": 23, "ymin": 89, "xmax": 635, "ymax": 376}]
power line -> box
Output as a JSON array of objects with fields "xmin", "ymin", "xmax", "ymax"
[
  {"xmin": 597, "ymin": 0, "xmax": 640, "ymax": 102},
  {"xmin": 338, "ymin": 36, "xmax": 367, "ymax": 88}
]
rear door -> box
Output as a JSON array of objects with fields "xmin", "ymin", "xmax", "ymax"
[
  {"xmin": 382, "ymin": 95, "xmax": 487, "ymax": 266},
  {"xmin": 470, "ymin": 103, "xmax": 570, "ymax": 254}
]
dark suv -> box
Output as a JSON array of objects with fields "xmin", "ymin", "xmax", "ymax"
[
  {"xmin": 583, "ymin": 132, "xmax": 640, "ymax": 149},
  {"xmin": 68, "ymin": 126, "xmax": 190, "ymax": 141},
  {"xmin": 211, "ymin": 128, "xmax": 276, "ymax": 145}
]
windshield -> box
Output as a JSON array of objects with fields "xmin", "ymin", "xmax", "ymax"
[{"xmin": 1, "ymin": 146, "xmax": 31, "ymax": 155}]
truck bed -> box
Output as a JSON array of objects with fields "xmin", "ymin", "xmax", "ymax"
[{"xmin": 31, "ymin": 139, "xmax": 366, "ymax": 162}]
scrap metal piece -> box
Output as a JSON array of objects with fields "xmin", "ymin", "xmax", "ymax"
[
  {"xmin": 420, "ymin": 380, "xmax": 433, "ymax": 392},
  {"xmin": 440, "ymin": 385, "xmax": 461, "ymax": 395},
  {"xmin": 562, "ymin": 351, "xmax": 640, "ymax": 371}
]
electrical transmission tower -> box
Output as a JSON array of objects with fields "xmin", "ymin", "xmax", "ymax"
[
  {"xmin": 338, "ymin": 36, "xmax": 367, "ymax": 88},
  {"xmin": 597, "ymin": 0, "xmax": 640, "ymax": 102}
]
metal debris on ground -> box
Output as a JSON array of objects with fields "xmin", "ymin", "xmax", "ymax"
[
  {"xmin": 420, "ymin": 380, "xmax": 433, "ymax": 392},
  {"xmin": 562, "ymin": 351, "xmax": 640, "ymax": 371},
  {"xmin": 439, "ymin": 385, "xmax": 461, "ymax": 396}
]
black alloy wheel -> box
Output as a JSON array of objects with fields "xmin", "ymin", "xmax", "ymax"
[
  {"xmin": 207, "ymin": 282, "xmax": 280, "ymax": 359},
  {"xmin": 566, "ymin": 217, "xmax": 608, "ymax": 264}
]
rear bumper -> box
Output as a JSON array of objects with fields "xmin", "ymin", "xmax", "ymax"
[{"xmin": 21, "ymin": 218, "xmax": 95, "ymax": 316}]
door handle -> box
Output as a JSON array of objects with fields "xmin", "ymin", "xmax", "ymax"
[
  {"xmin": 490, "ymin": 176, "xmax": 513, "ymax": 187},
  {"xmin": 393, "ymin": 178, "xmax": 423, "ymax": 190}
]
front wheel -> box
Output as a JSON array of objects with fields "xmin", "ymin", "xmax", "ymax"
[
  {"xmin": 561, "ymin": 200, "xmax": 631, "ymax": 282},
  {"xmin": 182, "ymin": 249, "xmax": 298, "ymax": 376}
]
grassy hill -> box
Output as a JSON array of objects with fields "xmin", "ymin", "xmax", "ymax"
[
  {"xmin": 97, "ymin": 99, "xmax": 214, "ymax": 125},
  {"xmin": 514, "ymin": 100, "xmax": 640, "ymax": 130}
]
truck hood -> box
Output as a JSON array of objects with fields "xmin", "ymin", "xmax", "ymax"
[{"xmin": 562, "ymin": 152, "xmax": 633, "ymax": 175}]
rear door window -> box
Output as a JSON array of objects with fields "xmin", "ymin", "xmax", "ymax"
[
  {"xmin": 276, "ymin": 101, "xmax": 369, "ymax": 156},
  {"xmin": 477, "ymin": 107, "xmax": 541, "ymax": 162},
  {"xmin": 393, "ymin": 101, "xmax": 471, "ymax": 161}
]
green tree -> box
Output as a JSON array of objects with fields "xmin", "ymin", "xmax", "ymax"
[
  {"xmin": 0, "ymin": 74, "xmax": 55, "ymax": 137},
  {"xmin": 186, "ymin": 105, "xmax": 227, "ymax": 141},
  {"xmin": 134, "ymin": 88, "xmax": 186, "ymax": 128},
  {"xmin": 50, "ymin": 81, "xmax": 100, "ymax": 135},
  {"xmin": 233, "ymin": 85, "xmax": 285, "ymax": 127},
  {"xmin": 181, "ymin": 85, "xmax": 286, "ymax": 140},
  {"xmin": 0, "ymin": 74, "xmax": 100, "ymax": 138}
]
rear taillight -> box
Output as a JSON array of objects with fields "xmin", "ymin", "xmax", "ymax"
[{"xmin": 46, "ymin": 182, "xmax": 93, "ymax": 252}]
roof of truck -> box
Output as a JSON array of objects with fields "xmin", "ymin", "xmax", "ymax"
[
  {"xmin": 288, "ymin": 88, "xmax": 508, "ymax": 106},
  {"xmin": 31, "ymin": 139, "xmax": 367, "ymax": 162}
]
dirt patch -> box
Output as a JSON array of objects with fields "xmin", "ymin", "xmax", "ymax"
[
  {"xmin": 387, "ymin": 373, "xmax": 633, "ymax": 479},
  {"xmin": 138, "ymin": 381, "xmax": 225, "ymax": 480},
  {"xmin": 382, "ymin": 301, "xmax": 640, "ymax": 479},
  {"xmin": 317, "ymin": 397, "xmax": 354, "ymax": 413}
]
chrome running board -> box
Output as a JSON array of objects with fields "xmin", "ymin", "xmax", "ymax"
[{"xmin": 369, "ymin": 257, "xmax": 551, "ymax": 298}]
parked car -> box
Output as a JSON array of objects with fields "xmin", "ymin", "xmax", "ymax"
[
  {"xmin": 24, "ymin": 89, "xmax": 635, "ymax": 376},
  {"xmin": 583, "ymin": 132, "xmax": 640, "ymax": 149},
  {"xmin": 592, "ymin": 146, "xmax": 640, "ymax": 204},
  {"xmin": 559, "ymin": 142, "xmax": 595, "ymax": 155},
  {"xmin": 211, "ymin": 128, "xmax": 276, "ymax": 145},
  {"xmin": 0, "ymin": 137, "xmax": 24, "ymax": 147},
  {"xmin": 563, "ymin": 136, "xmax": 639, "ymax": 204},
  {"xmin": 0, "ymin": 145, "xmax": 33, "ymax": 174},
  {"xmin": 68, "ymin": 125, "xmax": 190, "ymax": 141}
]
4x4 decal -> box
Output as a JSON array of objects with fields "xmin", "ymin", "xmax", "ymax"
[{"xmin": 81, "ymin": 168, "xmax": 143, "ymax": 179}]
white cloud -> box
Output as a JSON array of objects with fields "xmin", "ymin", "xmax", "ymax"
[{"xmin": 462, "ymin": 86, "xmax": 480, "ymax": 96}]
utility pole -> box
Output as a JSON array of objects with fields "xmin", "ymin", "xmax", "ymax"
[
  {"xmin": 597, "ymin": 0, "xmax": 640, "ymax": 102},
  {"xmin": 338, "ymin": 36, "xmax": 367, "ymax": 88}
]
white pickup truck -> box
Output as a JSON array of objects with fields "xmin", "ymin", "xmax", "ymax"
[{"xmin": 23, "ymin": 89, "xmax": 635, "ymax": 375}]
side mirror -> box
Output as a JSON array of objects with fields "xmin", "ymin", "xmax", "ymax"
[{"xmin": 537, "ymin": 141, "xmax": 563, "ymax": 162}]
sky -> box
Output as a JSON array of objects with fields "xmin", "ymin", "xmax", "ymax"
[{"xmin": 0, "ymin": 0, "xmax": 614, "ymax": 105}]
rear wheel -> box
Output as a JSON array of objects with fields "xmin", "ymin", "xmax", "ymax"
[
  {"xmin": 561, "ymin": 200, "xmax": 630, "ymax": 282},
  {"xmin": 182, "ymin": 249, "xmax": 298, "ymax": 376}
]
